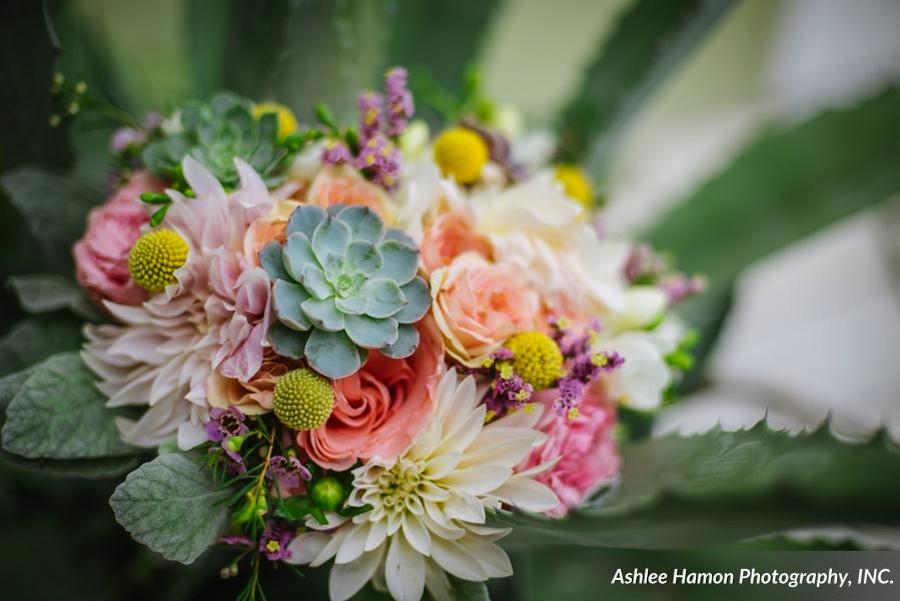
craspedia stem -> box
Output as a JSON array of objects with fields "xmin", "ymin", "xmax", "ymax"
[
  {"xmin": 128, "ymin": 229, "xmax": 189, "ymax": 293},
  {"xmin": 272, "ymin": 368, "xmax": 336, "ymax": 431}
]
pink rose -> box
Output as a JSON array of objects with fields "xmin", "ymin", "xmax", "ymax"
[
  {"xmin": 430, "ymin": 252, "xmax": 540, "ymax": 365},
  {"xmin": 521, "ymin": 386, "xmax": 620, "ymax": 517},
  {"xmin": 73, "ymin": 171, "xmax": 163, "ymax": 306},
  {"xmin": 420, "ymin": 211, "xmax": 492, "ymax": 275},
  {"xmin": 297, "ymin": 317, "xmax": 444, "ymax": 470}
]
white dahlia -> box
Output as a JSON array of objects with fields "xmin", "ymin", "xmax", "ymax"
[
  {"xmin": 286, "ymin": 369, "xmax": 558, "ymax": 601},
  {"xmin": 82, "ymin": 156, "xmax": 273, "ymax": 448}
]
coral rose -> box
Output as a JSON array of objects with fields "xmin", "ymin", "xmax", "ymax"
[
  {"xmin": 430, "ymin": 251, "xmax": 540, "ymax": 366},
  {"xmin": 297, "ymin": 317, "xmax": 443, "ymax": 471},
  {"xmin": 521, "ymin": 386, "xmax": 620, "ymax": 517},
  {"xmin": 73, "ymin": 170, "xmax": 162, "ymax": 306},
  {"xmin": 420, "ymin": 210, "xmax": 492, "ymax": 274}
]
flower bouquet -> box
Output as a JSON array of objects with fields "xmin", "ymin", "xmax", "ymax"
[{"xmin": 0, "ymin": 64, "xmax": 705, "ymax": 601}]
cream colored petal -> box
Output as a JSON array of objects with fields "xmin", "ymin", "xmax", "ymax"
[
  {"xmin": 329, "ymin": 545, "xmax": 385, "ymax": 601},
  {"xmin": 385, "ymin": 534, "xmax": 426, "ymax": 601}
]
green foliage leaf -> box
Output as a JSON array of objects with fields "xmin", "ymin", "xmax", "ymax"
[
  {"xmin": 109, "ymin": 453, "xmax": 232, "ymax": 564},
  {"xmin": 0, "ymin": 167, "xmax": 102, "ymax": 267},
  {"xmin": 555, "ymin": 0, "xmax": 736, "ymax": 166},
  {"xmin": 2, "ymin": 352, "xmax": 135, "ymax": 460},
  {"xmin": 0, "ymin": 314, "xmax": 83, "ymax": 377},
  {"xmin": 8, "ymin": 274, "xmax": 102, "ymax": 321},
  {"xmin": 492, "ymin": 421, "xmax": 900, "ymax": 549},
  {"xmin": 646, "ymin": 86, "xmax": 900, "ymax": 298}
]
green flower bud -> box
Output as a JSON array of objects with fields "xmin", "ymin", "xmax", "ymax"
[{"xmin": 310, "ymin": 476, "xmax": 345, "ymax": 512}]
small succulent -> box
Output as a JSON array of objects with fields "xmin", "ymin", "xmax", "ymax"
[
  {"xmin": 260, "ymin": 204, "xmax": 430, "ymax": 378},
  {"xmin": 142, "ymin": 93, "xmax": 291, "ymax": 189}
]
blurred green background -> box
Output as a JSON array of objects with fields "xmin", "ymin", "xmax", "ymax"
[{"xmin": 2, "ymin": 0, "xmax": 899, "ymax": 599}]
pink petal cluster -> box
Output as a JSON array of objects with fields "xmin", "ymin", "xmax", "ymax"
[
  {"xmin": 297, "ymin": 317, "xmax": 444, "ymax": 470},
  {"xmin": 73, "ymin": 171, "xmax": 162, "ymax": 306},
  {"xmin": 521, "ymin": 385, "xmax": 620, "ymax": 517}
]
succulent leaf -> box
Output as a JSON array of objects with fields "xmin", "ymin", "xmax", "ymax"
[
  {"xmin": 346, "ymin": 241, "xmax": 383, "ymax": 274},
  {"xmin": 273, "ymin": 280, "xmax": 312, "ymax": 331},
  {"xmin": 304, "ymin": 329, "xmax": 362, "ymax": 379},
  {"xmin": 300, "ymin": 263, "xmax": 333, "ymax": 300},
  {"xmin": 344, "ymin": 315, "xmax": 400, "ymax": 349},
  {"xmin": 269, "ymin": 323, "xmax": 309, "ymax": 359},
  {"xmin": 337, "ymin": 205, "xmax": 385, "ymax": 243},
  {"xmin": 373, "ymin": 240, "xmax": 419, "ymax": 284},
  {"xmin": 301, "ymin": 297, "xmax": 345, "ymax": 332},
  {"xmin": 311, "ymin": 216, "xmax": 352, "ymax": 263},
  {"xmin": 395, "ymin": 277, "xmax": 430, "ymax": 324},
  {"xmin": 282, "ymin": 233, "xmax": 317, "ymax": 281},
  {"xmin": 286, "ymin": 205, "xmax": 328, "ymax": 238},
  {"xmin": 381, "ymin": 324, "xmax": 420, "ymax": 359},
  {"xmin": 361, "ymin": 279, "xmax": 406, "ymax": 319}
]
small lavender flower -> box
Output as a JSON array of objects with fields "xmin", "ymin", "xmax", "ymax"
[
  {"xmin": 322, "ymin": 140, "xmax": 353, "ymax": 165},
  {"xmin": 259, "ymin": 521, "xmax": 294, "ymax": 561},
  {"xmin": 384, "ymin": 67, "xmax": 414, "ymax": 137},
  {"xmin": 660, "ymin": 274, "xmax": 707, "ymax": 304},
  {"xmin": 624, "ymin": 243, "xmax": 666, "ymax": 284},
  {"xmin": 206, "ymin": 406, "xmax": 249, "ymax": 463},
  {"xmin": 267, "ymin": 455, "xmax": 312, "ymax": 488},
  {"xmin": 357, "ymin": 91, "xmax": 385, "ymax": 141},
  {"xmin": 111, "ymin": 127, "xmax": 144, "ymax": 154},
  {"xmin": 355, "ymin": 134, "xmax": 402, "ymax": 190}
]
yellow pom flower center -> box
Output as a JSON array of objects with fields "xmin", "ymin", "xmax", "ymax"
[
  {"xmin": 128, "ymin": 229, "xmax": 189, "ymax": 293},
  {"xmin": 504, "ymin": 331, "xmax": 564, "ymax": 390},
  {"xmin": 272, "ymin": 368, "xmax": 335, "ymax": 431},
  {"xmin": 554, "ymin": 164, "xmax": 594, "ymax": 208},
  {"xmin": 253, "ymin": 102, "xmax": 299, "ymax": 139},
  {"xmin": 433, "ymin": 127, "xmax": 489, "ymax": 185}
]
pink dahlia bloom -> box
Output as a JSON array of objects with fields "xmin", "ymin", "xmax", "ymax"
[
  {"xmin": 83, "ymin": 157, "xmax": 274, "ymax": 449},
  {"xmin": 73, "ymin": 171, "xmax": 162, "ymax": 306},
  {"xmin": 520, "ymin": 385, "xmax": 620, "ymax": 517},
  {"xmin": 297, "ymin": 317, "xmax": 444, "ymax": 470}
]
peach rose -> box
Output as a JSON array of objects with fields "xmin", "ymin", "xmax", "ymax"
[
  {"xmin": 243, "ymin": 198, "xmax": 301, "ymax": 267},
  {"xmin": 430, "ymin": 251, "xmax": 540, "ymax": 366},
  {"xmin": 73, "ymin": 170, "xmax": 162, "ymax": 306},
  {"xmin": 207, "ymin": 351, "xmax": 298, "ymax": 415},
  {"xmin": 307, "ymin": 166, "xmax": 390, "ymax": 220},
  {"xmin": 297, "ymin": 317, "xmax": 443, "ymax": 470},
  {"xmin": 420, "ymin": 211, "xmax": 492, "ymax": 274}
]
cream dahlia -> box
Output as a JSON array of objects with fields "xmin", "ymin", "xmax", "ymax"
[{"xmin": 286, "ymin": 369, "xmax": 558, "ymax": 601}]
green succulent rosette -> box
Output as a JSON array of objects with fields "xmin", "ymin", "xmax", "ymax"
[
  {"xmin": 143, "ymin": 93, "xmax": 290, "ymax": 188},
  {"xmin": 260, "ymin": 204, "xmax": 430, "ymax": 378}
]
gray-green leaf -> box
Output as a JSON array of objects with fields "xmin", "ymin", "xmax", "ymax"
[
  {"xmin": 109, "ymin": 453, "xmax": 232, "ymax": 564},
  {"xmin": 8, "ymin": 274, "xmax": 103, "ymax": 321},
  {"xmin": 1, "ymin": 352, "xmax": 135, "ymax": 459}
]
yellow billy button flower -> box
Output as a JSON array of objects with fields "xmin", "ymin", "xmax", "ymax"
[
  {"xmin": 433, "ymin": 127, "xmax": 489, "ymax": 184},
  {"xmin": 504, "ymin": 331, "xmax": 564, "ymax": 390},
  {"xmin": 272, "ymin": 368, "xmax": 335, "ymax": 431},
  {"xmin": 128, "ymin": 229, "xmax": 189, "ymax": 293},
  {"xmin": 554, "ymin": 164, "xmax": 594, "ymax": 208},
  {"xmin": 252, "ymin": 101, "xmax": 299, "ymax": 139}
]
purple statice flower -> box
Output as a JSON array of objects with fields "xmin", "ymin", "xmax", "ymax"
[
  {"xmin": 384, "ymin": 67, "xmax": 414, "ymax": 137},
  {"xmin": 480, "ymin": 348, "xmax": 533, "ymax": 418},
  {"xmin": 111, "ymin": 127, "xmax": 144, "ymax": 154},
  {"xmin": 624, "ymin": 243, "xmax": 666, "ymax": 284},
  {"xmin": 357, "ymin": 91, "xmax": 385, "ymax": 141},
  {"xmin": 206, "ymin": 406, "xmax": 250, "ymax": 463},
  {"xmin": 322, "ymin": 140, "xmax": 353, "ymax": 165},
  {"xmin": 355, "ymin": 134, "xmax": 402, "ymax": 191},
  {"xmin": 549, "ymin": 319, "xmax": 625, "ymax": 420},
  {"xmin": 660, "ymin": 273, "xmax": 707, "ymax": 305},
  {"xmin": 266, "ymin": 455, "xmax": 311, "ymax": 489},
  {"xmin": 259, "ymin": 521, "xmax": 295, "ymax": 561}
]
